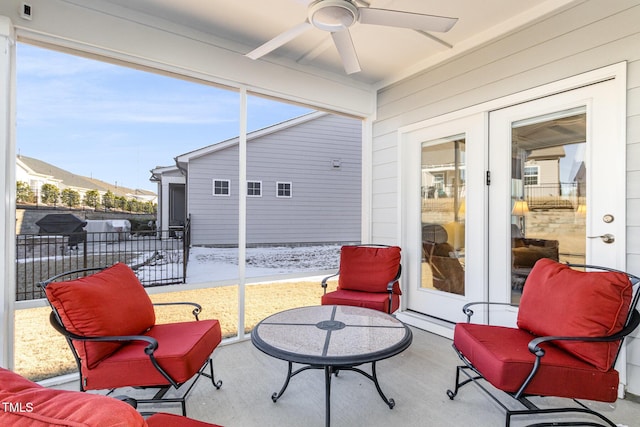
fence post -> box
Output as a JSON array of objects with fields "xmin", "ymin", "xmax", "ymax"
[
  {"xmin": 83, "ymin": 237, "xmax": 87, "ymax": 269},
  {"xmin": 182, "ymin": 215, "xmax": 190, "ymax": 284}
]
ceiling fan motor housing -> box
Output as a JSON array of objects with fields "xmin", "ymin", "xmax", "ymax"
[{"xmin": 309, "ymin": 0, "xmax": 359, "ymax": 32}]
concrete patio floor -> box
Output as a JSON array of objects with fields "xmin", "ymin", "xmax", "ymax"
[{"xmin": 52, "ymin": 326, "xmax": 640, "ymax": 427}]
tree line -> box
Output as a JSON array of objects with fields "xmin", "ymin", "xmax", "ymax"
[{"xmin": 16, "ymin": 181, "xmax": 156, "ymax": 214}]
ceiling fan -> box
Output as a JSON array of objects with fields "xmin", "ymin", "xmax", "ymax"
[{"xmin": 245, "ymin": 0, "xmax": 458, "ymax": 74}]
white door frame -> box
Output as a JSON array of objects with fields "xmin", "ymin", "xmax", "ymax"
[
  {"xmin": 396, "ymin": 62, "xmax": 627, "ymax": 339},
  {"xmin": 488, "ymin": 80, "xmax": 626, "ymax": 308},
  {"xmin": 398, "ymin": 112, "xmax": 487, "ymax": 327}
]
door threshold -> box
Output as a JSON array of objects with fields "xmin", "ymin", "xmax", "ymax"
[{"xmin": 396, "ymin": 310, "xmax": 454, "ymax": 339}]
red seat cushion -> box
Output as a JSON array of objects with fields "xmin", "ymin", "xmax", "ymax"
[
  {"xmin": 44, "ymin": 263, "xmax": 156, "ymax": 368},
  {"xmin": 453, "ymin": 323, "xmax": 620, "ymax": 402},
  {"xmin": 146, "ymin": 413, "xmax": 223, "ymax": 427},
  {"xmin": 82, "ymin": 319, "xmax": 222, "ymax": 390},
  {"xmin": 321, "ymin": 289, "xmax": 400, "ymax": 313},
  {"xmin": 338, "ymin": 246, "xmax": 402, "ymax": 294},
  {"xmin": 517, "ymin": 259, "xmax": 632, "ymax": 371},
  {"xmin": 0, "ymin": 367, "xmax": 146, "ymax": 426}
]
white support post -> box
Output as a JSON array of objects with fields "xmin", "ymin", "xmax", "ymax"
[
  {"xmin": 0, "ymin": 16, "xmax": 16, "ymax": 369},
  {"xmin": 361, "ymin": 115, "xmax": 373, "ymax": 243},
  {"xmin": 237, "ymin": 88, "xmax": 247, "ymax": 339}
]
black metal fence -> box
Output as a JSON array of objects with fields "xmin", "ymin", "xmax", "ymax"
[
  {"xmin": 16, "ymin": 224, "xmax": 189, "ymax": 301},
  {"xmin": 422, "ymin": 182, "xmax": 583, "ymax": 212},
  {"xmin": 524, "ymin": 182, "xmax": 582, "ymax": 210}
]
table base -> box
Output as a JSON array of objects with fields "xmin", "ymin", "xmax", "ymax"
[{"xmin": 271, "ymin": 361, "xmax": 395, "ymax": 427}]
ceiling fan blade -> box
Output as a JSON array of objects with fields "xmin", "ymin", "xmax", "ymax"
[
  {"xmin": 331, "ymin": 29, "xmax": 361, "ymax": 75},
  {"xmin": 246, "ymin": 21, "xmax": 313, "ymax": 60},
  {"xmin": 358, "ymin": 8, "xmax": 458, "ymax": 33}
]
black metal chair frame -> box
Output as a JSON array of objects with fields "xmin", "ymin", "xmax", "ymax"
[
  {"xmin": 446, "ymin": 263, "xmax": 640, "ymax": 427},
  {"xmin": 321, "ymin": 244, "xmax": 402, "ymax": 314},
  {"xmin": 39, "ymin": 266, "xmax": 222, "ymax": 416}
]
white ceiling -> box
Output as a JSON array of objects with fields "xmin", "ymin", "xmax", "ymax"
[{"xmin": 98, "ymin": 0, "xmax": 578, "ymax": 87}]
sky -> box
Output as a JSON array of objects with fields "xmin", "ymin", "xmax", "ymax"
[{"xmin": 16, "ymin": 43, "xmax": 312, "ymax": 193}]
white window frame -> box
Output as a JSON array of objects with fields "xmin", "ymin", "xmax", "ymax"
[
  {"xmin": 213, "ymin": 179, "xmax": 230, "ymax": 196},
  {"xmin": 523, "ymin": 165, "xmax": 539, "ymax": 186},
  {"xmin": 247, "ymin": 180, "xmax": 262, "ymax": 197},
  {"xmin": 276, "ymin": 181, "xmax": 292, "ymax": 198}
]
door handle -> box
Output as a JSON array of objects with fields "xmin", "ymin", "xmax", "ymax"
[{"xmin": 587, "ymin": 233, "xmax": 615, "ymax": 244}]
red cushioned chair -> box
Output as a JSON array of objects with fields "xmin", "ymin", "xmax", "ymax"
[
  {"xmin": 0, "ymin": 367, "xmax": 223, "ymax": 426},
  {"xmin": 446, "ymin": 259, "xmax": 640, "ymax": 427},
  {"xmin": 39, "ymin": 263, "xmax": 223, "ymax": 416},
  {"xmin": 321, "ymin": 244, "xmax": 402, "ymax": 314}
]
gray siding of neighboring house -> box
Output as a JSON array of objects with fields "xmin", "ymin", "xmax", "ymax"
[
  {"xmin": 371, "ymin": 1, "xmax": 640, "ymax": 392},
  {"xmin": 188, "ymin": 114, "xmax": 362, "ymax": 246}
]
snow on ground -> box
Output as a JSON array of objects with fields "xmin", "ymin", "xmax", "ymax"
[{"xmin": 186, "ymin": 245, "xmax": 341, "ymax": 284}]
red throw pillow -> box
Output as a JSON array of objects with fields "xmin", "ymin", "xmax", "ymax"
[
  {"xmin": 44, "ymin": 263, "xmax": 156, "ymax": 368},
  {"xmin": 338, "ymin": 246, "xmax": 401, "ymax": 294},
  {"xmin": 517, "ymin": 259, "xmax": 632, "ymax": 371},
  {"xmin": 0, "ymin": 367, "xmax": 146, "ymax": 426}
]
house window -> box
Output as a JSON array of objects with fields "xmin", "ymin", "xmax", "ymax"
[
  {"xmin": 524, "ymin": 166, "xmax": 539, "ymax": 186},
  {"xmin": 277, "ymin": 182, "xmax": 292, "ymax": 198},
  {"xmin": 213, "ymin": 179, "xmax": 230, "ymax": 196},
  {"xmin": 247, "ymin": 181, "xmax": 262, "ymax": 197}
]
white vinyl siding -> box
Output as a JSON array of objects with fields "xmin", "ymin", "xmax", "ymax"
[
  {"xmin": 372, "ymin": 1, "xmax": 640, "ymax": 393},
  {"xmin": 188, "ymin": 113, "xmax": 361, "ymax": 246}
]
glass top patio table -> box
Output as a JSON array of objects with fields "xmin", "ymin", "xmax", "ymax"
[
  {"xmin": 251, "ymin": 305, "xmax": 413, "ymax": 427},
  {"xmin": 252, "ymin": 304, "xmax": 412, "ymax": 365}
]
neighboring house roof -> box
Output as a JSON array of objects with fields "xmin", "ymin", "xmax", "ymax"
[
  {"xmin": 150, "ymin": 164, "xmax": 182, "ymax": 182},
  {"xmin": 17, "ymin": 155, "xmax": 156, "ymax": 200},
  {"xmin": 16, "ymin": 156, "xmax": 62, "ymax": 184},
  {"xmin": 174, "ymin": 111, "xmax": 328, "ymax": 167},
  {"xmin": 526, "ymin": 146, "xmax": 566, "ymax": 161},
  {"xmin": 19, "ymin": 155, "xmax": 101, "ymax": 191}
]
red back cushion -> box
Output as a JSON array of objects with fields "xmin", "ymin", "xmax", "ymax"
[
  {"xmin": 44, "ymin": 263, "xmax": 156, "ymax": 368},
  {"xmin": 338, "ymin": 246, "xmax": 401, "ymax": 294},
  {"xmin": 0, "ymin": 367, "xmax": 146, "ymax": 426},
  {"xmin": 517, "ymin": 259, "xmax": 632, "ymax": 371}
]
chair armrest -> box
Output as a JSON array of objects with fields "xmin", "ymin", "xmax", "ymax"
[
  {"xmin": 153, "ymin": 301, "xmax": 202, "ymax": 320},
  {"xmin": 49, "ymin": 311, "xmax": 182, "ymax": 387},
  {"xmin": 321, "ymin": 272, "xmax": 340, "ymax": 294},
  {"xmin": 462, "ymin": 301, "xmax": 519, "ymax": 323},
  {"xmin": 528, "ymin": 309, "xmax": 640, "ymax": 355},
  {"xmin": 49, "ymin": 312, "xmax": 159, "ymax": 353},
  {"xmin": 386, "ymin": 264, "xmax": 402, "ymax": 293},
  {"xmin": 513, "ymin": 310, "xmax": 640, "ymax": 399}
]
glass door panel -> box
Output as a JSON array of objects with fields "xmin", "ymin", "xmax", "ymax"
[
  {"xmin": 510, "ymin": 111, "xmax": 586, "ymax": 303},
  {"xmin": 401, "ymin": 111, "xmax": 484, "ymax": 325},
  {"xmin": 489, "ymin": 78, "xmax": 624, "ymax": 327},
  {"xmin": 421, "ymin": 136, "xmax": 466, "ymax": 296}
]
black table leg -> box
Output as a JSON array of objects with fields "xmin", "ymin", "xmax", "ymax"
[
  {"xmin": 371, "ymin": 361, "xmax": 395, "ymax": 409},
  {"xmin": 272, "ymin": 361, "xmax": 394, "ymax": 425},
  {"xmin": 325, "ymin": 366, "xmax": 332, "ymax": 427},
  {"xmin": 272, "ymin": 361, "xmax": 293, "ymax": 402},
  {"xmin": 338, "ymin": 362, "xmax": 396, "ymax": 409},
  {"xmin": 272, "ymin": 363, "xmax": 316, "ymax": 403}
]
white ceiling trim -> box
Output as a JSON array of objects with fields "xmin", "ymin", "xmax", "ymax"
[{"xmin": 376, "ymin": 0, "xmax": 584, "ymax": 90}]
